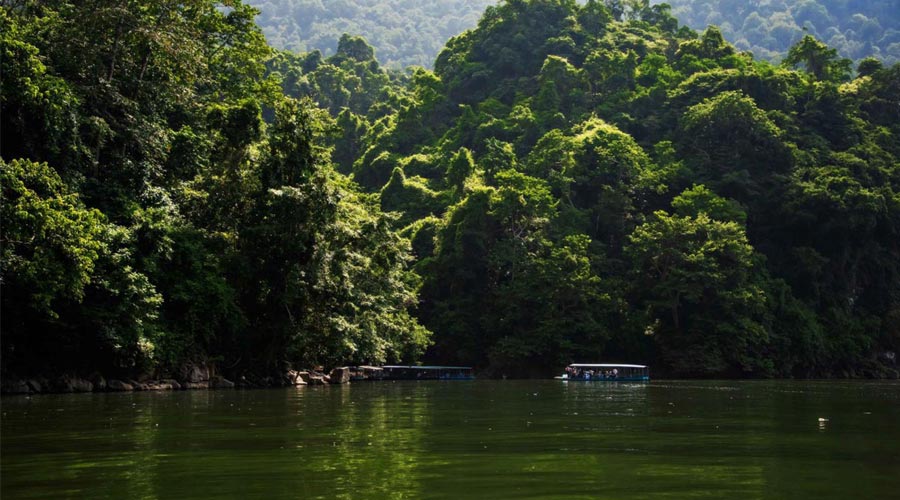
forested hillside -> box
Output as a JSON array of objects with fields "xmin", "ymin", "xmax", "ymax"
[
  {"xmin": 2, "ymin": 0, "xmax": 899, "ymax": 382},
  {"xmin": 661, "ymin": 0, "xmax": 900, "ymax": 64},
  {"xmin": 293, "ymin": 0, "xmax": 900, "ymax": 378},
  {"xmin": 245, "ymin": 0, "xmax": 496, "ymax": 69},
  {"xmin": 1, "ymin": 2, "xmax": 429, "ymax": 381},
  {"xmin": 249, "ymin": 0, "xmax": 899, "ymax": 70}
]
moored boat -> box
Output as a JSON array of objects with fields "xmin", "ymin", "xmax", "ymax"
[
  {"xmin": 382, "ymin": 365, "xmax": 475, "ymax": 380},
  {"xmin": 555, "ymin": 363, "xmax": 649, "ymax": 381}
]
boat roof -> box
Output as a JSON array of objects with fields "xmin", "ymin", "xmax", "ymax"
[
  {"xmin": 568, "ymin": 363, "xmax": 647, "ymax": 369},
  {"xmin": 383, "ymin": 365, "xmax": 473, "ymax": 370}
]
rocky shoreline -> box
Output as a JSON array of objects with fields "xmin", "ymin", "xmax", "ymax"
[{"xmin": 0, "ymin": 365, "xmax": 387, "ymax": 396}]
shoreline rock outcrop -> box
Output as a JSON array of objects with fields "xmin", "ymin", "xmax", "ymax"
[
  {"xmin": 107, "ymin": 380, "xmax": 134, "ymax": 391},
  {"xmin": 1, "ymin": 364, "xmax": 400, "ymax": 395},
  {"xmin": 286, "ymin": 370, "xmax": 308, "ymax": 386},
  {"xmin": 329, "ymin": 367, "xmax": 350, "ymax": 384}
]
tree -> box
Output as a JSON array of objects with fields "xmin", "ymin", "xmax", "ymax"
[
  {"xmin": 679, "ymin": 91, "xmax": 791, "ymax": 202},
  {"xmin": 857, "ymin": 57, "xmax": 883, "ymax": 78},
  {"xmin": 335, "ymin": 33, "xmax": 375, "ymax": 62},
  {"xmin": 627, "ymin": 209, "xmax": 769, "ymax": 376},
  {"xmin": 1, "ymin": 159, "xmax": 107, "ymax": 317},
  {"xmin": 234, "ymin": 97, "xmax": 430, "ymax": 369},
  {"xmin": 782, "ymin": 34, "xmax": 852, "ymax": 82},
  {"xmin": 1, "ymin": 159, "xmax": 160, "ymax": 375},
  {"xmin": 671, "ymin": 184, "xmax": 747, "ymax": 224}
]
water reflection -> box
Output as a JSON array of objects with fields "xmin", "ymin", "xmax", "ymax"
[
  {"xmin": 299, "ymin": 383, "xmax": 431, "ymax": 498},
  {"xmin": 3, "ymin": 380, "xmax": 900, "ymax": 499}
]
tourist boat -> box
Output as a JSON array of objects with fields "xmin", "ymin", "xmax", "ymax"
[
  {"xmin": 555, "ymin": 363, "xmax": 649, "ymax": 382},
  {"xmin": 382, "ymin": 365, "xmax": 475, "ymax": 380}
]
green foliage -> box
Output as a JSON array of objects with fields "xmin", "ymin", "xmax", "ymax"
[
  {"xmin": 857, "ymin": 57, "xmax": 883, "ymax": 78},
  {"xmin": 268, "ymin": 37, "xmax": 406, "ymax": 120},
  {"xmin": 1, "ymin": 0, "xmax": 429, "ymax": 380},
  {"xmin": 783, "ymin": 35, "xmax": 852, "ymax": 82},
  {"xmin": 679, "ymin": 90, "xmax": 791, "ymax": 201},
  {"xmin": 3, "ymin": 0, "xmax": 898, "ymax": 381},
  {"xmin": 446, "ymin": 148, "xmax": 476, "ymax": 192},
  {"xmin": 1, "ymin": 159, "xmax": 161, "ymax": 374},
  {"xmin": 626, "ymin": 209, "xmax": 769, "ymax": 376},
  {"xmin": 671, "ymin": 184, "xmax": 747, "ymax": 224},
  {"xmin": 1, "ymin": 159, "xmax": 107, "ymax": 315},
  {"xmin": 348, "ymin": 0, "xmax": 900, "ymax": 378},
  {"xmin": 0, "ymin": 10, "xmax": 82, "ymax": 172},
  {"xmin": 380, "ymin": 168, "xmax": 445, "ymax": 225},
  {"xmin": 421, "ymin": 169, "xmax": 615, "ymax": 375}
]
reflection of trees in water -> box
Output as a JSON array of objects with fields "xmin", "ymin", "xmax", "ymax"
[
  {"xmin": 309, "ymin": 383, "xmax": 432, "ymax": 498},
  {"xmin": 103, "ymin": 386, "xmax": 430, "ymax": 498},
  {"xmin": 124, "ymin": 393, "xmax": 163, "ymax": 499}
]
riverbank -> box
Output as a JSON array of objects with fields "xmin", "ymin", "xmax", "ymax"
[
  {"xmin": 4, "ymin": 362, "xmax": 897, "ymax": 396},
  {"xmin": 0, "ymin": 365, "xmax": 379, "ymax": 396}
]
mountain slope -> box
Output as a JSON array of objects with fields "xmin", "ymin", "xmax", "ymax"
[
  {"xmin": 246, "ymin": 0, "xmax": 497, "ymax": 69},
  {"xmin": 343, "ymin": 0, "xmax": 900, "ymax": 377},
  {"xmin": 659, "ymin": 0, "xmax": 900, "ymax": 64}
]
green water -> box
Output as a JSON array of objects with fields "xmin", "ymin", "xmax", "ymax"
[{"xmin": 2, "ymin": 380, "xmax": 899, "ymax": 499}]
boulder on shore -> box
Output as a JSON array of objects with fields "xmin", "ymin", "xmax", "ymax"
[
  {"xmin": 329, "ymin": 367, "xmax": 350, "ymax": 384},
  {"xmin": 54, "ymin": 376, "xmax": 93, "ymax": 393},
  {"xmin": 182, "ymin": 381, "xmax": 209, "ymax": 390},
  {"xmin": 286, "ymin": 370, "xmax": 308, "ymax": 386},
  {"xmin": 160, "ymin": 379, "xmax": 182, "ymax": 390},
  {"xmin": 144, "ymin": 380, "xmax": 176, "ymax": 391},
  {"xmin": 72, "ymin": 378, "xmax": 94, "ymax": 392},
  {"xmin": 127, "ymin": 379, "xmax": 149, "ymax": 391},
  {"xmin": 90, "ymin": 374, "xmax": 107, "ymax": 392},
  {"xmin": 107, "ymin": 379, "xmax": 134, "ymax": 391},
  {"xmin": 180, "ymin": 363, "xmax": 210, "ymax": 384}
]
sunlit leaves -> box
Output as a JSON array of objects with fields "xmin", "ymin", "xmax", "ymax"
[{"xmin": 1, "ymin": 159, "xmax": 107, "ymax": 313}]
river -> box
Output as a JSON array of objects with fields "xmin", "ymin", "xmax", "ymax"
[{"xmin": 2, "ymin": 380, "xmax": 899, "ymax": 499}]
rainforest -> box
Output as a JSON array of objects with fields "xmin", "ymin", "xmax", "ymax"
[{"xmin": 2, "ymin": 0, "xmax": 899, "ymax": 384}]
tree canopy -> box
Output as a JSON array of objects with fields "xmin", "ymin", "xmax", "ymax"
[
  {"xmin": 1, "ymin": 1, "xmax": 430, "ymax": 379},
  {"xmin": 3, "ymin": 0, "xmax": 899, "ymax": 381}
]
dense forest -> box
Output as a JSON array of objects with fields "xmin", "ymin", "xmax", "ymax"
[
  {"xmin": 662, "ymin": 0, "xmax": 900, "ymax": 64},
  {"xmin": 247, "ymin": 0, "xmax": 900, "ymax": 70},
  {"xmin": 2, "ymin": 0, "xmax": 899, "ymax": 382},
  {"xmin": 1, "ymin": 1, "xmax": 430, "ymax": 381},
  {"xmin": 245, "ymin": 0, "xmax": 496, "ymax": 69}
]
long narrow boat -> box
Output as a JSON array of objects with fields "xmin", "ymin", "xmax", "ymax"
[
  {"xmin": 382, "ymin": 365, "xmax": 475, "ymax": 380},
  {"xmin": 555, "ymin": 363, "xmax": 649, "ymax": 382}
]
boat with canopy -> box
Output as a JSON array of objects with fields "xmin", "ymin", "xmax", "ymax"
[{"xmin": 555, "ymin": 363, "xmax": 649, "ymax": 381}]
